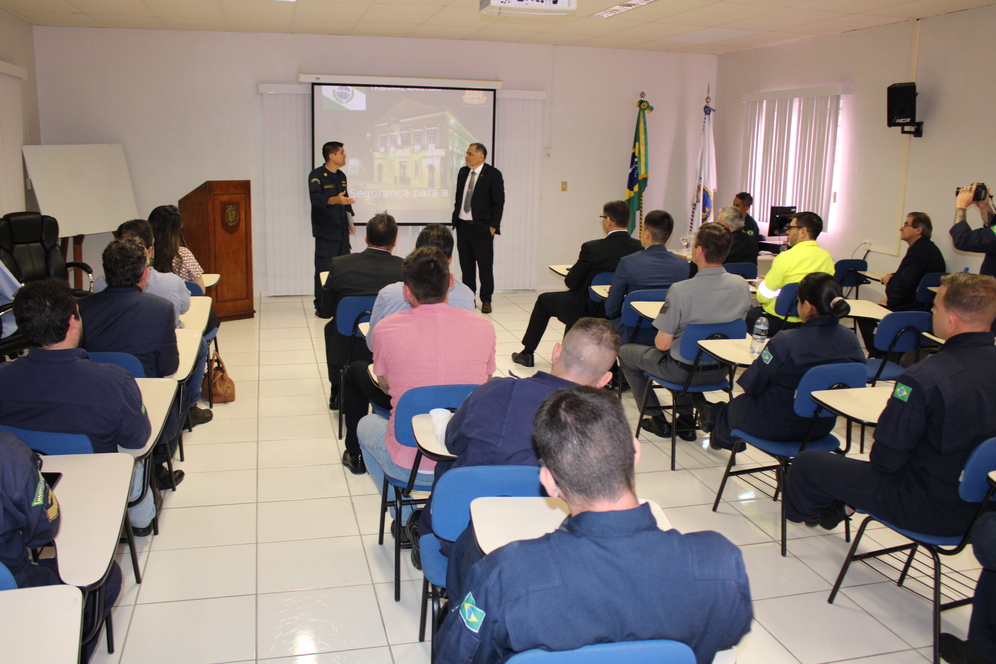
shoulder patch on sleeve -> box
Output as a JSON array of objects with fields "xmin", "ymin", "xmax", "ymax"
[
  {"xmin": 460, "ymin": 592, "xmax": 486, "ymax": 633},
  {"xmin": 32, "ymin": 475, "xmax": 46, "ymax": 506},
  {"xmin": 892, "ymin": 382, "xmax": 913, "ymax": 402},
  {"xmin": 761, "ymin": 348, "xmax": 773, "ymax": 364}
]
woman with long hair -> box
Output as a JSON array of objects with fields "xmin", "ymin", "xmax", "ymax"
[{"xmin": 148, "ymin": 205, "xmax": 206, "ymax": 290}]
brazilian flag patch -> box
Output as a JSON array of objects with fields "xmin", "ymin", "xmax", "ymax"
[
  {"xmin": 761, "ymin": 348, "xmax": 773, "ymax": 364},
  {"xmin": 460, "ymin": 592, "xmax": 486, "ymax": 633},
  {"xmin": 893, "ymin": 382, "xmax": 912, "ymax": 402}
]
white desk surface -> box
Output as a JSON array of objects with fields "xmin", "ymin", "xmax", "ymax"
[
  {"xmin": 928, "ymin": 286, "xmax": 939, "ymax": 293},
  {"xmin": 202, "ymin": 273, "xmax": 220, "ymax": 289},
  {"xmin": 845, "ymin": 299, "xmax": 891, "ymax": 321},
  {"xmin": 923, "ymin": 331, "xmax": 943, "ymax": 345},
  {"xmin": 179, "ymin": 296, "xmax": 211, "ymax": 332},
  {"xmin": 0, "ymin": 585, "xmax": 82, "ymax": 663},
  {"xmin": 549, "ymin": 265, "xmax": 571, "ymax": 277},
  {"xmin": 471, "ymin": 496, "xmax": 672, "ymax": 555},
  {"xmin": 358, "ymin": 322, "xmax": 370, "ymax": 338},
  {"xmin": 698, "ymin": 336, "xmax": 759, "ymax": 368},
  {"xmin": 859, "ymin": 271, "xmax": 886, "ymax": 282},
  {"xmin": 412, "ymin": 413, "xmax": 455, "ymax": 460},
  {"xmin": 319, "ymin": 270, "xmax": 329, "ymax": 285},
  {"xmin": 590, "ymin": 284, "xmax": 610, "ymax": 300},
  {"xmin": 632, "ymin": 300, "xmax": 665, "ymax": 321},
  {"xmin": 989, "ymin": 470, "xmax": 996, "ymax": 486},
  {"xmin": 44, "ymin": 453, "xmax": 134, "ymax": 589},
  {"xmin": 133, "ymin": 378, "xmax": 178, "ymax": 457},
  {"xmin": 810, "ymin": 386, "xmax": 893, "ymax": 427},
  {"xmin": 168, "ymin": 328, "xmax": 201, "ymax": 382}
]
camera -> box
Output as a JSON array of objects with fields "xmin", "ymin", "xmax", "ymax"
[{"xmin": 955, "ymin": 183, "xmax": 989, "ymax": 201}]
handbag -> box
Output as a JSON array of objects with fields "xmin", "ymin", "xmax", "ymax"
[{"xmin": 203, "ymin": 350, "xmax": 236, "ymax": 403}]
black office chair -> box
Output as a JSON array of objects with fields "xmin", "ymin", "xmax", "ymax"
[{"xmin": 0, "ymin": 212, "xmax": 94, "ymax": 359}]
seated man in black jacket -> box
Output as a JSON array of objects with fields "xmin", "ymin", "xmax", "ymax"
[{"xmin": 858, "ymin": 212, "xmax": 945, "ymax": 352}]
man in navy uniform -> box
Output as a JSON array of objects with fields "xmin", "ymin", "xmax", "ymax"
[
  {"xmin": 309, "ymin": 140, "xmax": 356, "ymax": 316},
  {"xmin": 435, "ymin": 385, "xmax": 752, "ymax": 664}
]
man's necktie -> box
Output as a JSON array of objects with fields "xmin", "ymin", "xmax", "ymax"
[{"xmin": 463, "ymin": 171, "xmax": 476, "ymax": 214}]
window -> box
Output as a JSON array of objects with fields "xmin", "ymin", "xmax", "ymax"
[
  {"xmin": 413, "ymin": 130, "xmax": 423, "ymax": 149},
  {"xmin": 426, "ymin": 128, "xmax": 437, "ymax": 147},
  {"xmin": 400, "ymin": 130, "xmax": 409, "ymax": 146},
  {"xmin": 741, "ymin": 87, "xmax": 844, "ymax": 231}
]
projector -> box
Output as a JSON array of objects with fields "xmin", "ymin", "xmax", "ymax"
[{"xmin": 479, "ymin": 0, "xmax": 577, "ymax": 15}]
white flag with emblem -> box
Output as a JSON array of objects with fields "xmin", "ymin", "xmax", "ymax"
[{"xmin": 688, "ymin": 97, "xmax": 716, "ymax": 233}]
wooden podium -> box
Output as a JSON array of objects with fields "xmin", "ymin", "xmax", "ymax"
[{"xmin": 178, "ymin": 180, "xmax": 255, "ymax": 321}]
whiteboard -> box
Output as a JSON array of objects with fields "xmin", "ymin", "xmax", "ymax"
[{"xmin": 22, "ymin": 144, "xmax": 138, "ymax": 237}]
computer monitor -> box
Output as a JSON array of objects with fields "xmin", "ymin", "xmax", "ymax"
[{"xmin": 768, "ymin": 206, "xmax": 797, "ymax": 237}]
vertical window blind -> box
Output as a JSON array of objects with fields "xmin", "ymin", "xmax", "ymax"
[{"xmin": 741, "ymin": 90, "xmax": 842, "ymax": 231}]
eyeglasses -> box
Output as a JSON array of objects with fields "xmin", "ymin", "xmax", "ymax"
[
  {"xmin": 901, "ymin": 222, "xmax": 914, "ymax": 228},
  {"xmin": 786, "ymin": 224, "xmax": 801, "ymax": 229},
  {"xmin": 599, "ymin": 215, "xmax": 608, "ymax": 219}
]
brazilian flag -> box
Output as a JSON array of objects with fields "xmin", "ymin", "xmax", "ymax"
[{"xmin": 626, "ymin": 99, "xmax": 653, "ymax": 234}]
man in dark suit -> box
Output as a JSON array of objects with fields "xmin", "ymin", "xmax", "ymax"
[
  {"xmin": 604, "ymin": 209, "xmax": 689, "ymax": 340},
  {"xmin": 322, "ymin": 213, "xmax": 404, "ymax": 410},
  {"xmin": 452, "ymin": 143, "xmax": 504, "ymax": 314},
  {"xmin": 718, "ymin": 206, "xmax": 760, "ymax": 265},
  {"xmin": 512, "ymin": 201, "xmax": 642, "ymax": 367},
  {"xmin": 309, "ymin": 141, "xmax": 355, "ymax": 316}
]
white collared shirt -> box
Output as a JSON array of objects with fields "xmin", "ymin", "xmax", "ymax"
[{"xmin": 458, "ymin": 164, "xmax": 484, "ymax": 222}]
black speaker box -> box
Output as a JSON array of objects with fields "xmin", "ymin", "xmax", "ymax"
[{"xmin": 888, "ymin": 82, "xmax": 917, "ymax": 127}]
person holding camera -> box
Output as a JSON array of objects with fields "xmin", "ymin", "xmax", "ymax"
[{"xmin": 951, "ymin": 182, "xmax": 996, "ymax": 276}]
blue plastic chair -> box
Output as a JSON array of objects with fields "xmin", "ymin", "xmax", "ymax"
[
  {"xmin": 619, "ymin": 288, "xmax": 669, "ymax": 347},
  {"xmin": 635, "ymin": 319, "xmax": 747, "ymax": 471},
  {"xmin": 87, "ymin": 351, "xmax": 146, "ymax": 378},
  {"xmin": 588, "ymin": 271, "xmax": 614, "ymax": 303},
  {"xmin": 711, "ymin": 361, "xmax": 868, "ymax": 556},
  {"xmin": 418, "ymin": 465, "xmax": 543, "ymax": 642},
  {"xmin": 505, "ymin": 639, "xmax": 696, "ymax": 663},
  {"xmin": 335, "ymin": 295, "xmax": 378, "ymax": 439},
  {"xmin": 724, "ymin": 262, "xmax": 758, "ymax": 280},
  {"xmin": 829, "ymin": 437, "xmax": 996, "ymax": 664},
  {"xmin": 0, "ymin": 561, "xmax": 16, "ymax": 590},
  {"xmin": 866, "ymin": 311, "xmax": 932, "ymax": 385},
  {"xmin": 773, "ymin": 281, "xmax": 800, "ymax": 321},
  {"xmin": 184, "ymin": 281, "xmax": 204, "ymax": 296},
  {"xmin": 834, "ymin": 259, "xmax": 869, "ymax": 298},
  {"xmin": 376, "ymin": 383, "xmax": 479, "ymax": 602},
  {"xmin": 916, "ymin": 272, "xmax": 946, "ymax": 306}
]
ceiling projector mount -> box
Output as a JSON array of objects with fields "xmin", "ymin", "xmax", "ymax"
[{"xmin": 479, "ymin": 0, "xmax": 577, "ymax": 15}]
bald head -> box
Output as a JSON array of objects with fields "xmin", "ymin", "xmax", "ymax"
[{"xmin": 553, "ymin": 318, "xmax": 620, "ymax": 386}]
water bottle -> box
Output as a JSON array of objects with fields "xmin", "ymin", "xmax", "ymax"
[{"xmin": 750, "ymin": 317, "xmax": 769, "ymax": 354}]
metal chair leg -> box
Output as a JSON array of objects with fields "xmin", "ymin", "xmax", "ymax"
[{"xmin": 123, "ymin": 520, "xmax": 142, "ymax": 583}]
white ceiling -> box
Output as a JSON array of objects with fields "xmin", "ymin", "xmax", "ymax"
[{"xmin": 2, "ymin": 0, "xmax": 994, "ymax": 55}]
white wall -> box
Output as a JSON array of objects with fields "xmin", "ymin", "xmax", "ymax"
[
  {"xmin": 32, "ymin": 27, "xmax": 716, "ymax": 291},
  {"xmin": 715, "ymin": 5, "xmax": 996, "ymax": 301},
  {"xmin": 0, "ymin": 10, "xmax": 40, "ymax": 205}
]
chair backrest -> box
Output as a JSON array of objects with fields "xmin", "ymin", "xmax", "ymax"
[
  {"xmin": 793, "ymin": 362, "xmax": 869, "ymax": 419},
  {"xmin": 834, "ymin": 259, "xmax": 868, "ymax": 289},
  {"xmin": 0, "ymin": 212, "xmax": 67, "ymax": 283},
  {"xmin": 620, "ymin": 289, "xmax": 669, "ymax": 344},
  {"xmin": 506, "ymin": 639, "xmax": 697, "ymax": 663},
  {"xmin": 916, "ymin": 272, "xmax": 946, "ymax": 304},
  {"xmin": 87, "ymin": 351, "xmax": 146, "ymax": 378},
  {"xmin": 335, "ymin": 295, "xmax": 378, "ymax": 336},
  {"xmin": 0, "ymin": 561, "xmax": 17, "ymax": 590},
  {"xmin": 959, "ymin": 437, "xmax": 996, "ymax": 503},
  {"xmin": 394, "ymin": 384, "xmax": 479, "ymax": 451},
  {"xmin": 774, "ymin": 282, "xmax": 800, "ymax": 318},
  {"xmin": 873, "ymin": 311, "xmax": 932, "ymax": 354},
  {"xmin": 432, "ymin": 465, "xmax": 544, "ymax": 542},
  {"xmin": 589, "ymin": 272, "xmax": 615, "ymax": 302},
  {"xmin": 677, "ymin": 319, "xmax": 748, "ymax": 365},
  {"xmin": 185, "ymin": 281, "xmax": 204, "ymax": 296},
  {"xmin": 724, "ymin": 262, "xmax": 758, "ymax": 280},
  {"xmin": 0, "ymin": 424, "xmax": 93, "ymax": 455}
]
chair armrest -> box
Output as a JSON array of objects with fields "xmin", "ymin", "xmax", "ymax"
[{"xmin": 66, "ymin": 262, "xmax": 95, "ymax": 292}]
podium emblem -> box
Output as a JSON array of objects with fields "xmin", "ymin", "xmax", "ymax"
[{"xmin": 224, "ymin": 204, "xmax": 240, "ymax": 233}]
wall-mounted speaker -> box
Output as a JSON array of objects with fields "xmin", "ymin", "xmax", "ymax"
[{"xmin": 887, "ymin": 82, "xmax": 917, "ymax": 127}]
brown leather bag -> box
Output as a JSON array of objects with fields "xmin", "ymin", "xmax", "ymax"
[{"xmin": 203, "ymin": 350, "xmax": 235, "ymax": 403}]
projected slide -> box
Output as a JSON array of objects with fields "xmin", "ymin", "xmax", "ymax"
[{"xmin": 312, "ymin": 84, "xmax": 496, "ymax": 225}]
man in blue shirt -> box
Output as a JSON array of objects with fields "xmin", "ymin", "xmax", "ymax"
[
  {"xmin": 435, "ymin": 385, "xmax": 752, "ymax": 664},
  {"xmin": 604, "ymin": 209, "xmax": 688, "ymax": 341},
  {"xmin": 416, "ymin": 317, "xmax": 620, "ymax": 556}
]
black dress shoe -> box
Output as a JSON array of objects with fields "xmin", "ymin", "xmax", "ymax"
[
  {"xmin": 481, "ymin": 302, "xmax": 492, "ymax": 314},
  {"xmin": 132, "ymin": 523, "xmax": 154, "ymax": 537},
  {"xmin": 940, "ymin": 633, "xmax": 989, "ymax": 664},
  {"xmin": 188, "ymin": 405, "xmax": 213, "ymax": 428},
  {"xmin": 341, "ymin": 450, "xmax": 366, "ymax": 475},
  {"xmin": 818, "ymin": 500, "xmax": 850, "ymax": 530},
  {"xmin": 407, "ymin": 509, "xmax": 423, "ymax": 570},
  {"xmin": 511, "ymin": 351, "xmax": 534, "ymax": 367},
  {"xmin": 697, "ymin": 402, "xmax": 715, "ymax": 433},
  {"xmin": 641, "ymin": 416, "xmax": 672, "ymax": 438},
  {"xmin": 154, "ymin": 466, "xmax": 185, "ymax": 491},
  {"xmin": 329, "ymin": 391, "xmax": 339, "ymax": 411}
]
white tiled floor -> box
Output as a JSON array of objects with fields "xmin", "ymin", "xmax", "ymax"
[{"xmin": 89, "ymin": 292, "xmax": 978, "ymax": 663}]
